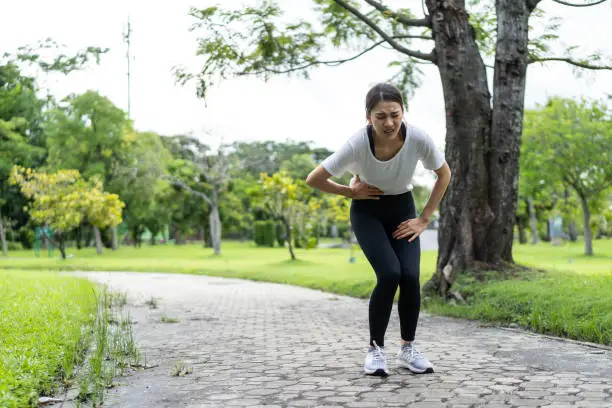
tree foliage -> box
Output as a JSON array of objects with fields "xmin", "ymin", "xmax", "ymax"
[
  {"xmin": 9, "ymin": 166, "xmax": 124, "ymax": 258},
  {"xmin": 45, "ymin": 90, "xmax": 131, "ymax": 184},
  {"xmin": 257, "ymin": 170, "xmax": 314, "ymax": 259},
  {"xmin": 522, "ymin": 97, "xmax": 612, "ymax": 254}
]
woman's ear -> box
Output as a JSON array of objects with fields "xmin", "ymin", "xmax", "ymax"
[{"xmin": 366, "ymin": 113, "xmax": 372, "ymax": 125}]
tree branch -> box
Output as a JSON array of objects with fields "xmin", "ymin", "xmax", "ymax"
[
  {"xmin": 163, "ymin": 175, "xmax": 213, "ymax": 206},
  {"xmin": 526, "ymin": 0, "xmax": 543, "ymax": 11},
  {"xmin": 333, "ymin": 0, "xmax": 435, "ymax": 62},
  {"xmin": 551, "ymin": 0, "xmax": 609, "ymax": 7},
  {"xmin": 529, "ymin": 56, "xmax": 612, "ymax": 70},
  {"xmin": 239, "ymin": 35, "xmax": 432, "ymax": 75},
  {"xmin": 362, "ymin": 0, "xmax": 431, "ymax": 27}
]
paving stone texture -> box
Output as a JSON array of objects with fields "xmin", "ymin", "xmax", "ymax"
[{"xmin": 75, "ymin": 272, "xmax": 611, "ymax": 408}]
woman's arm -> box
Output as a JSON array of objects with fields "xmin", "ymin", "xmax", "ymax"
[
  {"xmin": 418, "ymin": 161, "xmax": 451, "ymax": 223},
  {"xmin": 306, "ymin": 166, "xmax": 384, "ymax": 200},
  {"xmin": 306, "ymin": 166, "xmax": 353, "ymax": 198},
  {"xmin": 392, "ymin": 161, "xmax": 451, "ymax": 242}
]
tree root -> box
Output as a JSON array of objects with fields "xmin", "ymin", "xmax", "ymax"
[{"xmin": 423, "ymin": 260, "xmax": 547, "ymax": 304}]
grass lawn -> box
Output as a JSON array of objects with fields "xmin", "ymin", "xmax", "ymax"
[
  {"xmin": 1, "ymin": 238, "xmax": 611, "ymax": 345},
  {"xmin": 0, "ymin": 270, "xmax": 140, "ymax": 407},
  {"xmin": 0, "ymin": 270, "xmax": 97, "ymax": 408}
]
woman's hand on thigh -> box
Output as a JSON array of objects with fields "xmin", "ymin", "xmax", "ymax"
[{"xmin": 392, "ymin": 217, "xmax": 428, "ymax": 242}]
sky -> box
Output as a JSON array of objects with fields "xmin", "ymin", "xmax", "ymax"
[{"xmin": 3, "ymin": 0, "xmax": 612, "ymax": 156}]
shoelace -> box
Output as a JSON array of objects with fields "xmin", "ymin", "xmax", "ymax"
[
  {"xmin": 371, "ymin": 341, "xmax": 386, "ymax": 364},
  {"xmin": 402, "ymin": 344, "xmax": 424, "ymax": 361}
]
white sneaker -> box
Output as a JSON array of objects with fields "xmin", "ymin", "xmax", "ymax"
[
  {"xmin": 364, "ymin": 341, "xmax": 389, "ymax": 376},
  {"xmin": 396, "ymin": 343, "xmax": 434, "ymax": 374}
]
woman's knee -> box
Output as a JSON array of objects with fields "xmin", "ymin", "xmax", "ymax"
[
  {"xmin": 376, "ymin": 266, "xmax": 401, "ymax": 288},
  {"xmin": 401, "ymin": 269, "xmax": 420, "ymax": 289}
]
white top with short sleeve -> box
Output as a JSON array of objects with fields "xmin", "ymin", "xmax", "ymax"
[{"xmin": 320, "ymin": 122, "xmax": 445, "ymax": 195}]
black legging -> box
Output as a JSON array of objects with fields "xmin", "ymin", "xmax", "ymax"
[{"xmin": 350, "ymin": 191, "xmax": 421, "ymax": 348}]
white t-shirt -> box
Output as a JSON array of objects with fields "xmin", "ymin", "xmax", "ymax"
[{"xmin": 320, "ymin": 122, "xmax": 445, "ymax": 195}]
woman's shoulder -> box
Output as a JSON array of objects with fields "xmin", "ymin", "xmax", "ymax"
[
  {"xmin": 405, "ymin": 123, "xmax": 431, "ymax": 141},
  {"xmin": 336, "ymin": 126, "xmax": 368, "ymax": 150},
  {"xmin": 348, "ymin": 125, "xmax": 368, "ymax": 142}
]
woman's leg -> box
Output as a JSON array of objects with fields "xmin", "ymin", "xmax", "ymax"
[
  {"xmin": 390, "ymin": 236, "xmax": 421, "ymax": 342},
  {"xmin": 385, "ymin": 193, "xmax": 434, "ymax": 374},
  {"xmin": 385, "ymin": 193, "xmax": 421, "ymax": 342},
  {"xmin": 350, "ymin": 202, "xmax": 401, "ymax": 348}
]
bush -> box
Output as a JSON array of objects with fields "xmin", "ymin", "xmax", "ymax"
[
  {"xmin": 18, "ymin": 227, "xmax": 35, "ymax": 250},
  {"xmin": 6, "ymin": 242, "xmax": 23, "ymax": 251},
  {"xmin": 337, "ymin": 223, "xmax": 351, "ymax": 241},
  {"xmin": 254, "ymin": 220, "xmax": 276, "ymax": 247}
]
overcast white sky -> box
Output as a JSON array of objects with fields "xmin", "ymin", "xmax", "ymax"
[{"xmin": 4, "ymin": 0, "xmax": 612, "ymax": 154}]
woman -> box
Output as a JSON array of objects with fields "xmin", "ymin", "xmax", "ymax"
[{"xmin": 306, "ymin": 83, "xmax": 451, "ymax": 376}]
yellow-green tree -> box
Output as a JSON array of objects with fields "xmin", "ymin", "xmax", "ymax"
[
  {"xmin": 258, "ymin": 171, "xmax": 312, "ymax": 261},
  {"xmin": 327, "ymin": 195, "xmax": 351, "ymax": 236},
  {"xmin": 85, "ymin": 177, "xmax": 126, "ymax": 254},
  {"xmin": 10, "ymin": 166, "xmax": 124, "ymax": 259}
]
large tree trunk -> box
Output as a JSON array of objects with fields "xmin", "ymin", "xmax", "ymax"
[
  {"xmin": 423, "ymin": 0, "xmax": 535, "ymax": 299},
  {"xmin": 528, "ymin": 196, "xmax": 539, "ymax": 244},
  {"xmin": 488, "ymin": 0, "xmax": 534, "ymax": 259},
  {"xmin": 0, "ymin": 218, "xmax": 7, "ymax": 256},
  {"xmin": 209, "ymin": 189, "xmax": 222, "ymax": 256},
  {"xmin": 579, "ymin": 195, "xmax": 593, "ymax": 256},
  {"xmin": 93, "ymin": 226, "xmax": 103, "ymax": 254}
]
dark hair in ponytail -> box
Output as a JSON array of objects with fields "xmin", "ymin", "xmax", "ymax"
[{"xmin": 365, "ymin": 83, "xmax": 405, "ymax": 114}]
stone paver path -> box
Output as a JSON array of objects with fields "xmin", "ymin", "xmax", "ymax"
[{"xmin": 78, "ymin": 272, "xmax": 611, "ymax": 408}]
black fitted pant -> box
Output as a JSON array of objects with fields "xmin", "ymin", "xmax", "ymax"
[{"xmin": 350, "ymin": 192, "xmax": 421, "ymax": 348}]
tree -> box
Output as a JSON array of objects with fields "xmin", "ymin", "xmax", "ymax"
[
  {"xmin": 257, "ymin": 170, "xmax": 313, "ymax": 260},
  {"xmin": 179, "ymin": 0, "xmax": 612, "ymax": 299},
  {"xmin": 10, "ymin": 166, "xmax": 125, "ymax": 259},
  {"xmin": 85, "ymin": 178, "xmax": 127, "ymax": 254},
  {"xmin": 164, "ymin": 135, "xmax": 238, "ymax": 255},
  {"xmin": 45, "ymin": 90, "xmax": 131, "ymax": 250},
  {"xmin": 522, "ymin": 97, "xmax": 612, "ymax": 255},
  {"xmin": 518, "ymin": 118, "xmax": 560, "ymax": 244},
  {"xmin": 0, "ymin": 119, "xmax": 45, "ymax": 255},
  {"xmin": 280, "ymin": 153, "xmax": 317, "ymax": 180},
  {"xmin": 227, "ymin": 140, "xmax": 318, "ymax": 177},
  {"xmin": 110, "ymin": 131, "xmax": 173, "ymax": 246},
  {"xmin": 0, "ymin": 63, "xmax": 47, "ymax": 254},
  {"xmin": 1, "ymin": 41, "xmax": 108, "ymax": 251}
]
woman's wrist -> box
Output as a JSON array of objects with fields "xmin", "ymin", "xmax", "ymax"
[{"xmin": 341, "ymin": 184, "xmax": 354, "ymax": 199}]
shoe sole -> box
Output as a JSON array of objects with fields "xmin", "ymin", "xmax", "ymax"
[
  {"xmin": 364, "ymin": 368, "xmax": 389, "ymax": 377},
  {"xmin": 396, "ymin": 359, "xmax": 434, "ymax": 374}
]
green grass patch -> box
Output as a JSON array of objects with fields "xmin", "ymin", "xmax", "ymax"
[
  {"xmin": 0, "ymin": 270, "xmax": 140, "ymax": 407},
  {"xmin": 426, "ymin": 240, "xmax": 612, "ymax": 345},
  {"xmin": 425, "ymin": 268, "xmax": 612, "ymax": 345},
  {"xmin": 0, "ymin": 270, "xmax": 96, "ymax": 408},
  {"xmin": 2, "ymin": 238, "xmax": 611, "ymax": 346}
]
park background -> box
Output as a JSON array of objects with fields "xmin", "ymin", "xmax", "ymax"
[{"xmin": 1, "ymin": 0, "xmax": 611, "ymax": 407}]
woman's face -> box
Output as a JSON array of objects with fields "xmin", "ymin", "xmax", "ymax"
[{"xmin": 367, "ymin": 101, "xmax": 404, "ymax": 140}]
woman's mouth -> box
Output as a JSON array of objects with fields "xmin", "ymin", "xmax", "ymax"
[{"xmin": 384, "ymin": 129, "xmax": 395, "ymax": 135}]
